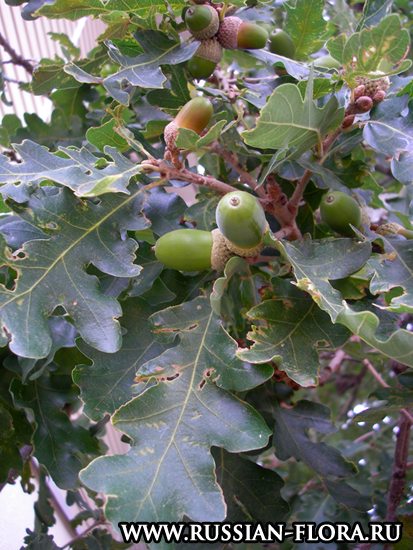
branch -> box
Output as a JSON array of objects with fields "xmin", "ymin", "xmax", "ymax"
[
  {"xmin": 141, "ymin": 158, "xmax": 239, "ymax": 195},
  {"xmin": 385, "ymin": 412, "xmax": 412, "ymax": 523},
  {"xmin": 318, "ymin": 349, "xmax": 346, "ymax": 386},
  {"xmin": 0, "ymin": 32, "xmax": 34, "ymax": 75}
]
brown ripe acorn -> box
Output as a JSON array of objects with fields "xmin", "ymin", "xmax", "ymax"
[
  {"xmin": 217, "ymin": 16, "xmax": 269, "ymax": 50},
  {"xmin": 188, "ymin": 39, "xmax": 223, "ymax": 80},
  {"xmin": 184, "ymin": 4, "xmax": 219, "ymax": 40},
  {"xmin": 164, "ymin": 96, "xmax": 213, "ymax": 151}
]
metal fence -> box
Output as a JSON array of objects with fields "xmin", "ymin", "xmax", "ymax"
[{"xmin": 0, "ymin": 4, "xmax": 105, "ymax": 120}]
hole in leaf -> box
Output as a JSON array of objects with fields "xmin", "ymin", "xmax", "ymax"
[{"xmin": 198, "ymin": 379, "xmax": 206, "ymax": 390}]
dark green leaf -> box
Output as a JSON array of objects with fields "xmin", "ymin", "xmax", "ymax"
[
  {"xmin": 80, "ymin": 298, "xmax": 271, "ymax": 530},
  {"xmin": 238, "ymin": 277, "xmax": 350, "ymax": 386},
  {"xmin": 213, "ymin": 447, "xmax": 290, "ymax": 522},
  {"xmin": 11, "ymin": 371, "xmax": 101, "ymax": 489},
  {"xmin": 0, "ymin": 396, "xmax": 33, "ymax": 483},
  {"xmin": 73, "ymin": 297, "xmax": 173, "ymax": 421},
  {"xmin": 271, "ymin": 400, "xmax": 357, "ymax": 477},
  {"xmin": 0, "ymin": 185, "xmax": 147, "ymax": 358}
]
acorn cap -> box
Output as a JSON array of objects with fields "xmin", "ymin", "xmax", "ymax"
[
  {"xmin": 211, "ymin": 228, "xmax": 236, "ymax": 270},
  {"xmin": 375, "ymin": 222, "xmax": 413, "ymax": 239},
  {"xmin": 185, "ymin": 4, "xmax": 220, "ymax": 40},
  {"xmin": 194, "ymin": 38, "xmax": 223, "ymax": 63},
  {"xmin": 223, "ymin": 236, "xmax": 265, "ymax": 257},
  {"xmin": 216, "ymin": 16, "xmax": 242, "ymax": 50},
  {"xmin": 164, "ymin": 121, "xmax": 179, "ymax": 151}
]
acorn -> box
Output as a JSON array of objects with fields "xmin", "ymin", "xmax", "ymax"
[
  {"xmin": 216, "ymin": 190, "xmax": 267, "ymax": 256},
  {"xmin": 355, "ymin": 95, "xmax": 373, "ymax": 112},
  {"xmin": 314, "ymin": 55, "xmax": 341, "ymax": 70},
  {"xmin": 164, "ymin": 96, "xmax": 213, "ymax": 151},
  {"xmin": 154, "ymin": 228, "xmax": 235, "ymax": 272},
  {"xmin": 188, "ymin": 38, "xmax": 223, "ymax": 80},
  {"xmin": 320, "ymin": 190, "xmax": 362, "ymax": 237},
  {"xmin": 268, "ymin": 29, "xmax": 295, "ymax": 59},
  {"xmin": 184, "ymin": 4, "xmax": 220, "ymax": 40},
  {"xmin": 216, "ymin": 16, "xmax": 269, "ymax": 50}
]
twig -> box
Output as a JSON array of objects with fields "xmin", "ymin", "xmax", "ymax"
[
  {"xmin": 337, "ymin": 363, "xmax": 368, "ymax": 420},
  {"xmin": 288, "ymin": 169, "xmax": 313, "ymax": 217},
  {"xmin": 210, "ymin": 140, "xmax": 266, "ymax": 198},
  {"xmin": 61, "ymin": 517, "xmax": 107, "ymax": 549},
  {"xmin": 286, "ymin": 127, "xmax": 342, "ymax": 220},
  {"xmin": 318, "ymin": 348, "xmax": 346, "ymax": 386},
  {"xmin": 354, "ymin": 430, "xmax": 375, "ymax": 444},
  {"xmin": 364, "ymin": 359, "xmax": 389, "ymax": 388},
  {"xmin": 0, "ymin": 31, "xmax": 34, "ymax": 75},
  {"xmin": 363, "ymin": 359, "xmax": 413, "ymax": 424}
]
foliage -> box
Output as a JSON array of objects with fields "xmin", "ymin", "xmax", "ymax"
[{"xmin": 1, "ymin": 0, "xmax": 413, "ymax": 549}]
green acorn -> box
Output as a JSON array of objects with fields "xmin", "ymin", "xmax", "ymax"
[
  {"xmin": 188, "ymin": 38, "xmax": 223, "ymax": 80},
  {"xmin": 154, "ymin": 228, "xmax": 235, "ymax": 272},
  {"xmin": 216, "ymin": 190, "xmax": 267, "ymax": 256},
  {"xmin": 314, "ymin": 55, "xmax": 341, "ymax": 70},
  {"xmin": 164, "ymin": 96, "xmax": 213, "ymax": 151},
  {"xmin": 185, "ymin": 4, "xmax": 220, "ymax": 40},
  {"xmin": 268, "ymin": 29, "xmax": 295, "ymax": 59},
  {"xmin": 217, "ymin": 16, "xmax": 269, "ymax": 50},
  {"xmin": 320, "ymin": 190, "xmax": 362, "ymax": 237}
]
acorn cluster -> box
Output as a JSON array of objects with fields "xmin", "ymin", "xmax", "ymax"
[
  {"xmin": 352, "ymin": 72, "xmax": 391, "ymax": 112},
  {"xmin": 155, "ymin": 191, "xmax": 268, "ymax": 272},
  {"xmin": 184, "ymin": 1, "xmax": 269, "ymax": 80}
]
